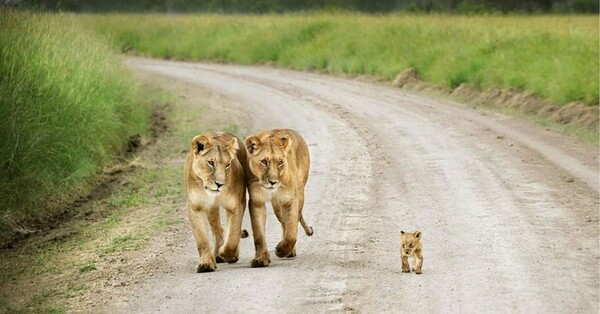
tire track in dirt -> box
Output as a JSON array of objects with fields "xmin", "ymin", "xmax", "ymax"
[
  {"xmin": 126, "ymin": 59, "xmax": 384, "ymax": 312},
  {"xmin": 188, "ymin": 63, "xmax": 599, "ymax": 311},
  {"xmin": 122, "ymin": 58, "xmax": 598, "ymax": 313}
]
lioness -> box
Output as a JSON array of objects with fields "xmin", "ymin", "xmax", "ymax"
[
  {"xmin": 245, "ymin": 129, "xmax": 313, "ymax": 267},
  {"xmin": 184, "ymin": 132, "xmax": 248, "ymax": 273},
  {"xmin": 400, "ymin": 230, "xmax": 423, "ymax": 274}
]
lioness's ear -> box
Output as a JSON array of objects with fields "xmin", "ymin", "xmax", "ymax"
[
  {"xmin": 245, "ymin": 136, "xmax": 262, "ymax": 155},
  {"xmin": 225, "ymin": 137, "xmax": 239, "ymax": 152},
  {"xmin": 191, "ymin": 135, "xmax": 212, "ymax": 156},
  {"xmin": 277, "ymin": 134, "xmax": 291, "ymax": 150},
  {"xmin": 414, "ymin": 231, "xmax": 421, "ymax": 239}
]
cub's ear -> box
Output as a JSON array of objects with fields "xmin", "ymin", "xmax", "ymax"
[
  {"xmin": 245, "ymin": 136, "xmax": 262, "ymax": 155},
  {"xmin": 400, "ymin": 230, "xmax": 405, "ymax": 235},
  {"xmin": 191, "ymin": 135, "xmax": 212, "ymax": 156},
  {"xmin": 414, "ymin": 231, "xmax": 422, "ymax": 239}
]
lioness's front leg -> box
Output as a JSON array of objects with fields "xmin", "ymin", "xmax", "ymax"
[
  {"xmin": 188, "ymin": 206, "xmax": 216, "ymax": 273},
  {"xmin": 273, "ymin": 202, "xmax": 296, "ymax": 258},
  {"xmin": 218, "ymin": 203, "xmax": 244, "ymax": 264},
  {"xmin": 249, "ymin": 199, "xmax": 270, "ymax": 267},
  {"xmin": 275, "ymin": 200, "xmax": 298, "ymax": 258}
]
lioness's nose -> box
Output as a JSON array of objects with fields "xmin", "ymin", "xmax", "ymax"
[
  {"xmin": 215, "ymin": 181, "xmax": 224, "ymax": 188},
  {"xmin": 268, "ymin": 180, "xmax": 278, "ymax": 186}
]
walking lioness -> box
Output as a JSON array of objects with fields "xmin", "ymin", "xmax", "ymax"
[
  {"xmin": 184, "ymin": 132, "xmax": 248, "ymax": 272},
  {"xmin": 245, "ymin": 129, "xmax": 313, "ymax": 267}
]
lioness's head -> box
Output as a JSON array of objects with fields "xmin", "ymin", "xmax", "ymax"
[
  {"xmin": 400, "ymin": 230, "xmax": 421, "ymax": 255},
  {"xmin": 245, "ymin": 133, "xmax": 291, "ymax": 190},
  {"xmin": 190, "ymin": 133, "xmax": 239, "ymax": 193}
]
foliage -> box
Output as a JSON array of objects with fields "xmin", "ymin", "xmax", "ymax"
[
  {"xmin": 84, "ymin": 13, "xmax": 599, "ymax": 105},
  {"xmin": 0, "ymin": 10, "xmax": 148, "ymax": 227}
]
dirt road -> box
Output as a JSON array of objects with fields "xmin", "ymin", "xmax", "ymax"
[{"xmin": 118, "ymin": 58, "xmax": 598, "ymax": 313}]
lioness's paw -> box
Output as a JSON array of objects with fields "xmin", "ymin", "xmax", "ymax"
[
  {"xmin": 220, "ymin": 255, "xmax": 238, "ymax": 264},
  {"xmin": 402, "ymin": 269, "xmax": 410, "ymax": 273},
  {"xmin": 197, "ymin": 263, "xmax": 216, "ymax": 273},
  {"xmin": 251, "ymin": 258, "xmax": 270, "ymax": 268},
  {"xmin": 275, "ymin": 241, "xmax": 294, "ymax": 258},
  {"xmin": 215, "ymin": 255, "xmax": 226, "ymax": 264},
  {"xmin": 286, "ymin": 249, "xmax": 296, "ymax": 258},
  {"xmin": 218, "ymin": 247, "xmax": 239, "ymax": 264}
]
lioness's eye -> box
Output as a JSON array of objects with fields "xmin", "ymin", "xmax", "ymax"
[
  {"xmin": 208, "ymin": 161, "xmax": 214, "ymax": 167},
  {"xmin": 278, "ymin": 160, "xmax": 284, "ymax": 167},
  {"xmin": 225, "ymin": 163, "xmax": 231, "ymax": 169},
  {"xmin": 261, "ymin": 159, "xmax": 267, "ymax": 166}
]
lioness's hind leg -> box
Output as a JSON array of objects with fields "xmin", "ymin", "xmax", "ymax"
[
  {"xmin": 273, "ymin": 202, "xmax": 286, "ymax": 239},
  {"xmin": 299, "ymin": 214, "xmax": 313, "ymax": 236},
  {"xmin": 298, "ymin": 191, "xmax": 313, "ymax": 236}
]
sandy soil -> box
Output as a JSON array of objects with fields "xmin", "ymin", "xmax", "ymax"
[{"xmin": 103, "ymin": 58, "xmax": 598, "ymax": 313}]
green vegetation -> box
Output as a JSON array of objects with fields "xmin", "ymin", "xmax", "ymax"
[
  {"xmin": 78, "ymin": 262, "xmax": 97, "ymax": 273},
  {"xmin": 99, "ymin": 233, "xmax": 146, "ymax": 255},
  {"xmin": 19, "ymin": 0, "xmax": 600, "ymax": 14},
  {"xmin": 0, "ymin": 81, "xmax": 188, "ymax": 313},
  {"xmin": 84, "ymin": 14, "xmax": 598, "ymax": 106},
  {"xmin": 0, "ymin": 10, "xmax": 149, "ymax": 232}
]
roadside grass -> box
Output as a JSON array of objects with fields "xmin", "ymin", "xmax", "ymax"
[
  {"xmin": 78, "ymin": 263, "xmax": 97, "ymax": 273},
  {"xmin": 0, "ymin": 9, "xmax": 149, "ymax": 238},
  {"xmin": 0, "ymin": 77, "xmax": 213, "ymax": 312},
  {"xmin": 83, "ymin": 13, "xmax": 599, "ymax": 107},
  {"xmin": 479, "ymin": 102, "xmax": 600, "ymax": 144},
  {"xmin": 99, "ymin": 233, "xmax": 147, "ymax": 255}
]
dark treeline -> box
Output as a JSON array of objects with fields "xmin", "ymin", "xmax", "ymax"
[{"xmin": 5, "ymin": 0, "xmax": 599, "ymax": 13}]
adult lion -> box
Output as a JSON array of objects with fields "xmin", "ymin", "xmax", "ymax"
[
  {"xmin": 184, "ymin": 132, "xmax": 248, "ymax": 272},
  {"xmin": 245, "ymin": 129, "xmax": 313, "ymax": 267}
]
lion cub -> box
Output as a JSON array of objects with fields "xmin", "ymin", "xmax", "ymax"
[{"xmin": 400, "ymin": 230, "xmax": 423, "ymax": 274}]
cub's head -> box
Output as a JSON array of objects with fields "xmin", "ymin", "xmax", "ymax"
[
  {"xmin": 190, "ymin": 133, "xmax": 239, "ymax": 193},
  {"xmin": 245, "ymin": 133, "xmax": 291, "ymax": 190},
  {"xmin": 400, "ymin": 230, "xmax": 421, "ymax": 255}
]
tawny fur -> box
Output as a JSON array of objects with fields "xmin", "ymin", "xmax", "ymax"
[
  {"xmin": 184, "ymin": 132, "xmax": 249, "ymax": 273},
  {"xmin": 401, "ymin": 230, "xmax": 423, "ymax": 274},
  {"xmin": 245, "ymin": 129, "xmax": 313, "ymax": 268}
]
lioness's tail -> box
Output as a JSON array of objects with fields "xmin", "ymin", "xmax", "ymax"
[{"xmin": 299, "ymin": 214, "xmax": 313, "ymax": 236}]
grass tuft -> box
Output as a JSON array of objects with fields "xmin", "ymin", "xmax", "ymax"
[{"xmin": 78, "ymin": 262, "xmax": 97, "ymax": 273}]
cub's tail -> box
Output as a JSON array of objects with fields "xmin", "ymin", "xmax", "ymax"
[{"xmin": 241, "ymin": 229, "xmax": 249, "ymax": 238}]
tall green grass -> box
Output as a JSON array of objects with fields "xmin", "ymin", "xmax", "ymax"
[
  {"xmin": 0, "ymin": 10, "xmax": 148, "ymax": 231},
  {"xmin": 84, "ymin": 13, "xmax": 599, "ymax": 106}
]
